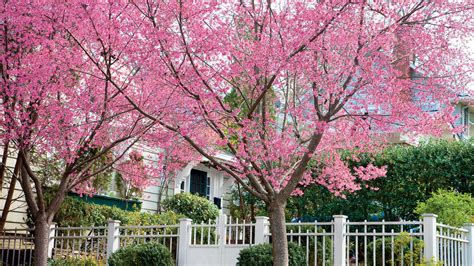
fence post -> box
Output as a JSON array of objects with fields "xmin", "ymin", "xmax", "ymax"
[
  {"xmin": 218, "ymin": 213, "xmax": 227, "ymax": 245},
  {"xmin": 464, "ymin": 223, "xmax": 474, "ymax": 266},
  {"xmin": 218, "ymin": 214, "xmax": 227, "ymax": 265},
  {"xmin": 106, "ymin": 220, "xmax": 121, "ymax": 261},
  {"xmin": 47, "ymin": 223, "xmax": 57, "ymax": 258},
  {"xmin": 178, "ymin": 218, "xmax": 192, "ymax": 266},
  {"xmin": 333, "ymin": 215, "xmax": 347, "ymax": 266},
  {"xmin": 255, "ymin": 216, "xmax": 269, "ymax": 244},
  {"xmin": 422, "ymin": 214, "xmax": 438, "ymax": 263}
]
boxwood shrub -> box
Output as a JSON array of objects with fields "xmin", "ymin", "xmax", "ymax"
[
  {"xmin": 236, "ymin": 242, "xmax": 306, "ymax": 266},
  {"xmin": 108, "ymin": 242, "xmax": 174, "ymax": 266},
  {"xmin": 162, "ymin": 192, "xmax": 219, "ymax": 223}
]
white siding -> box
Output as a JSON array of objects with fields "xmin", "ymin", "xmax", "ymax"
[{"xmin": 0, "ymin": 148, "xmax": 29, "ymax": 230}]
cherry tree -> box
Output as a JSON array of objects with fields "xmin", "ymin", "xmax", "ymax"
[
  {"xmin": 4, "ymin": 1, "xmax": 473, "ymax": 265},
  {"xmin": 0, "ymin": 2, "xmax": 166, "ymax": 265}
]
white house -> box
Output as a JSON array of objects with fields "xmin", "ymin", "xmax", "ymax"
[{"xmin": 138, "ymin": 150, "xmax": 236, "ymax": 214}]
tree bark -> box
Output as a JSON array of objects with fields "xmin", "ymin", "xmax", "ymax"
[
  {"xmin": 33, "ymin": 215, "xmax": 50, "ymax": 266},
  {"xmin": 236, "ymin": 183, "xmax": 247, "ymax": 221},
  {"xmin": 268, "ymin": 201, "xmax": 288, "ymax": 266}
]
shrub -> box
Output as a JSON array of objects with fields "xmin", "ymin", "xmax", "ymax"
[
  {"xmin": 286, "ymin": 224, "xmax": 332, "ymax": 265},
  {"xmin": 367, "ymin": 232, "xmax": 424, "ymax": 265},
  {"xmin": 162, "ymin": 193, "xmax": 219, "ymax": 223},
  {"xmin": 108, "ymin": 242, "xmax": 174, "ymax": 266},
  {"xmin": 48, "ymin": 256, "xmax": 104, "ymax": 266},
  {"xmin": 236, "ymin": 242, "xmax": 306, "ymax": 266},
  {"xmin": 124, "ymin": 210, "xmax": 181, "ymax": 226},
  {"xmin": 414, "ymin": 189, "xmax": 474, "ymax": 227}
]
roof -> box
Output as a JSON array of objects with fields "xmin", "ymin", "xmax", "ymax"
[{"xmin": 458, "ymin": 95, "xmax": 474, "ymax": 106}]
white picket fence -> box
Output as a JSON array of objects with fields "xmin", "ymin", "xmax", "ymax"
[{"xmin": 0, "ymin": 214, "xmax": 472, "ymax": 266}]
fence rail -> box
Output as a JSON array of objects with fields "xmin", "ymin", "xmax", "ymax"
[
  {"xmin": 436, "ymin": 223, "xmax": 470, "ymax": 266},
  {"xmin": 190, "ymin": 221, "xmax": 217, "ymax": 246},
  {"xmin": 225, "ymin": 217, "xmax": 255, "ymax": 245},
  {"xmin": 118, "ymin": 224, "xmax": 179, "ymax": 259},
  {"xmin": 0, "ymin": 214, "xmax": 473, "ymax": 266},
  {"xmin": 281, "ymin": 221, "xmax": 335, "ymax": 266},
  {"xmin": 345, "ymin": 220, "xmax": 424, "ymax": 266},
  {"xmin": 51, "ymin": 226, "xmax": 107, "ymax": 262},
  {"xmin": 0, "ymin": 228, "xmax": 34, "ymax": 266}
]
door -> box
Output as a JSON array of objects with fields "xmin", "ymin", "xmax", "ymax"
[{"xmin": 190, "ymin": 169, "xmax": 209, "ymax": 198}]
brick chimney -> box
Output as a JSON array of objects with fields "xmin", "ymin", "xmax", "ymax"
[{"xmin": 393, "ymin": 27, "xmax": 414, "ymax": 102}]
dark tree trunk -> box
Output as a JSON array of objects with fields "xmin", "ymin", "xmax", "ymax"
[
  {"xmin": 268, "ymin": 201, "xmax": 288, "ymax": 266},
  {"xmin": 250, "ymin": 203, "xmax": 256, "ymax": 222},
  {"xmin": 33, "ymin": 215, "xmax": 50, "ymax": 266},
  {"xmin": 236, "ymin": 183, "xmax": 247, "ymax": 221}
]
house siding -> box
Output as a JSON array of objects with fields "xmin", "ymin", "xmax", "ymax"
[{"xmin": 0, "ymin": 148, "xmax": 29, "ymax": 230}]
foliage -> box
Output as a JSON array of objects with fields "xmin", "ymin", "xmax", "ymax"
[
  {"xmin": 44, "ymin": 191, "xmax": 181, "ymax": 227},
  {"xmin": 226, "ymin": 182, "xmax": 267, "ymax": 221},
  {"xmin": 236, "ymin": 242, "xmax": 306, "ymax": 266},
  {"xmin": 368, "ymin": 139, "xmax": 474, "ymax": 221},
  {"xmin": 286, "ymin": 224, "xmax": 333, "ymax": 265},
  {"xmin": 415, "ymin": 260, "xmax": 444, "ymax": 266},
  {"xmin": 107, "ymin": 242, "xmax": 174, "ymax": 266},
  {"xmin": 414, "ymin": 189, "xmax": 474, "ymax": 227},
  {"xmin": 162, "ymin": 193, "xmax": 219, "ymax": 223},
  {"xmin": 367, "ymin": 232, "xmax": 424, "ymax": 265},
  {"xmin": 115, "ymin": 151, "xmax": 161, "ymax": 199},
  {"xmin": 287, "ymin": 140, "xmax": 474, "ymax": 222},
  {"xmin": 48, "ymin": 256, "xmax": 105, "ymax": 266},
  {"xmin": 391, "ymin": 233, "xmax": 424, "ymax": 266}
]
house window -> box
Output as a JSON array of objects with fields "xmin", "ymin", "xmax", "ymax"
[
  {"xmin": 190, "ymin": 169, "xmax": 209, "ymax": 199},
  {"xmin": 180, "ymin": 181, "xmax": 185, "ymax": 193},
  {"xmin": 462, "ymin": 107, "xmax": 470, "ymax": 137}
]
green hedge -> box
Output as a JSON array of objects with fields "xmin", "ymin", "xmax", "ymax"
[
  {"xmin": 236, "ymin": 242, "xmax": 306, "ymax": 266},
  {"xmin": 49, "ymin": 194, "xmax": 182, "ymax": 227},
  {"xmin": 108, "ymin": 242, "xmax": 174, "ymax": 266}
]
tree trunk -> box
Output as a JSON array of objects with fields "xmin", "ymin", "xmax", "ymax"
[
  {"xmin": 236, "ymin": 183, "xmax": 247, "ymax": 221},
  {"xmin": 268, "ymin": 201, "xmax": 288, "ymax": 266},
  {"xmin": 250, "ymin": 203, "xmax": 256, "ymax": 222},
  {"xmin": 33, "ymin": 215, "xmax": 50, "ymax": 266}
]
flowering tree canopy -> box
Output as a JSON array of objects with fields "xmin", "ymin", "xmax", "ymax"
[
  {"xmin": 2, "ymin": 1, "xmax": 472, "ymax": 265},
  {"xmin": 56, "ymin": 0, "xmax": 472, "ymax": 198},
  {"xmin": 1, "ymin": 2, "xmax": 163, "ymax": 264}
]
